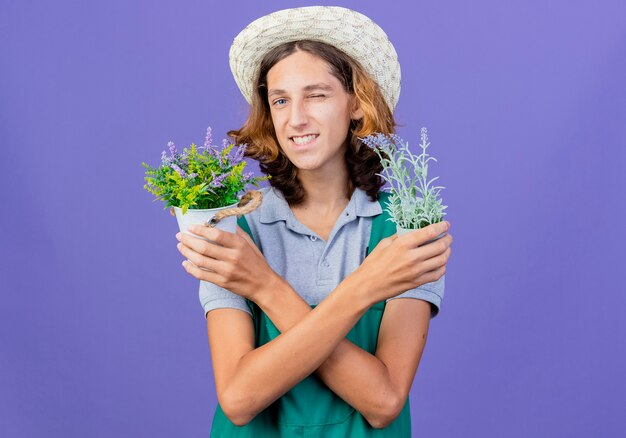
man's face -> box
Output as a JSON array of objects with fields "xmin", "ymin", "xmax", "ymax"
[{"xmin": 266, "ymin": 50, "xmax": 363, "ymax": 175}]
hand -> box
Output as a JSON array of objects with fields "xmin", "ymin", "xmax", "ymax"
[
  {"xmin": 176, "ymin": 224, "xmax": 277, "ymax": 302},
  {"xmin": 354, "ymin": 221, "xmax": 453, "ymax": 305}
]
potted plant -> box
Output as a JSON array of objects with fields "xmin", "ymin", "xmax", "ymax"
[
  {"xmin": 359, "ymin": 127, "xmax": 448, "ymax": 246},
  {"xmin": 142, "ymin": 125, "xmax": 270, "ymax": 240}
]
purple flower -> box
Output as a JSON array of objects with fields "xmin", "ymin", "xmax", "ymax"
[
  {"xmin": 200, "ymin": 125, "xmax": 221, "ymax": 158},
  {"xmin": 171, "ymin": 163, "xmax": 186, "ymax": 178},
  {"xmin": 202, "ymin": 126, "xmax": 213, "ymax": 151},
  {"xmin": 168, "ymin": 141, "xmax": 177, "ymax": 158},
  {"xmin": 209, "ymin": 171, "xmax": 229, "ymax": 188},
  {"xmin": 231, "ymin": 143, "xmax": 247, "ymax": 164},
  {"xmin": 179, "ymin": 151, "xmax": 189, "ymax": 166},
  {"xmin": 160, "ymin": 150, "xmax": 172, "ymax": 166},
  {"xmin": 205, "ymin": 138, "xmax": 232, "ymax": 165}
]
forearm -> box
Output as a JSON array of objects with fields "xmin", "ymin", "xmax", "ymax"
[
  {"xmin": 224, "ymin": 273, "xmax": 371, "ymax": 425},
  {"xmin": 255, "ymin": 275, "xmax": 397, "ymax": 425}
]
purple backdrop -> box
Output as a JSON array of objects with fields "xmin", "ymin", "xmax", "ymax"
[{"xmin": 1, "ymin": 0, "xmax": 625, "ymax": 436}]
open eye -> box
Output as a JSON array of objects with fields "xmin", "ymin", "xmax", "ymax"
[{"xmin": 272, "ymin": 98, "xmax": 287, "ymax": 106}]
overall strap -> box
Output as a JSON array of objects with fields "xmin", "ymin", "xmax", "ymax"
[
  {"xmin": 366, "ymin": 191, "xmax": 397, "ymax": 256},
  {"xmin": 237, "ymin": 214, "xmax": 255, "ymax": 243},
  {"xmin": 236, "ymin": 215, "xmax": 258, "ymax": 318}
]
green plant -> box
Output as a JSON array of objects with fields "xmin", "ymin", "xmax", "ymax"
[
  {"xmin": 359, "ymin": 127, "xmax": 447, "ymax": 229},
  {"xmin": 142, "ymin": 126, "xmax": 270, "ymax": 214}
]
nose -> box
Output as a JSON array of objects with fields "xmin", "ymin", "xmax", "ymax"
[{"xmin": 288, "ymin": 97, "xmax": 309, "ymax": 128}]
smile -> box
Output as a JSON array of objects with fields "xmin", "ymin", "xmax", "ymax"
[{"xmin": 290, "ymin": 134, "xmax": 319, "ymax": 146}]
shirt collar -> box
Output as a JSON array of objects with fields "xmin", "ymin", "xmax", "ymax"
[{"xmin": 259, "ymin": 185, "xmax": 382, "ymax": 224}]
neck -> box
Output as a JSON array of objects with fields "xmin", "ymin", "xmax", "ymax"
[{"xmin": 295, "ymin": 164, "xmax": 354, "ymax": 215}]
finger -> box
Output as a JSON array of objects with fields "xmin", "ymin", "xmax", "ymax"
[
  {"xmin": 418, "ymin": 246, "xmax": 451, "ymax": 274},
  {"xmin": 170, "ymin": 207, "xmax": 175, "ymax": 216},
  {"xmin": 368, "ymin": 233, "xmax": 396, "ymax": 255},
  {"xmin": 236, "ymin": 226, "xmax": 264, "ymax": 258},
  {"xmin": 187, "ymin": 225, "xmax": 238, "ymax": 249},
  {"xmin": 405, "ymin": 221, "xmax": 450, "ymax": 248},
  {"xmin": 417, "ymin": 264, "xmax": 446, "ymax": 287},
  {"xmin": 181, "ymin": 258, "xmax": 225, "ymax": 287},
  {"xmin": 178, "ymin": 229, "xmax": 232, "ymax": 263},
  {"xmin": 177, "ymin": 241, "xmax": 224, "ymax": 272},
  {"xmin": 416, "ymin": 232, "xmax": 453, "ymax": 261}
]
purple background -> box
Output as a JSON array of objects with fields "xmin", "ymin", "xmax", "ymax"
[{"xmin": 2, "ymin": 1, "xmax": 624, "ymax": 436}]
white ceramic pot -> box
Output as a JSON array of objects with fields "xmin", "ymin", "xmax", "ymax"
[
  {"xmin": 397, "ymin": 225, "xmax": 447, "ymax": 247},
  {"xmin": 173, "ymin": 201, "xmax": 239, "ymax": 243}
]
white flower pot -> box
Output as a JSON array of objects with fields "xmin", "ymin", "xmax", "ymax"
[
  {"xmin": 397, "ymin": 225, "xmax": 447, "ymax": 247},
  {"xmin": 173, "ymin": 201, "xmax": 239, "ymax": 243}
]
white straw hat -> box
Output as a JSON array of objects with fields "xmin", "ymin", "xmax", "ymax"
[{"xmin": 229, "ymin": 6, "xmax": 401, "ymax": 112}]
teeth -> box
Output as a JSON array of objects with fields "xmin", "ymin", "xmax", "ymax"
[{"xmin": 292, "ymin": 134, "xmax": 318, "ymax": 145}]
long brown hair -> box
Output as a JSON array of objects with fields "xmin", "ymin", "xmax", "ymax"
[{"xmin": 227, "ymin": 39, "xmax": 399, "ymax": 205}]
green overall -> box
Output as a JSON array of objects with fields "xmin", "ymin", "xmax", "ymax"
[{"xmin": 209, "ymin": 191, "xmax": 412, "ymax": 437}]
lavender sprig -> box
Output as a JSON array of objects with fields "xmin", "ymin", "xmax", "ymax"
[{"xmin": 359, "ymin": 127, "xmax": 447, "ymax": 229}]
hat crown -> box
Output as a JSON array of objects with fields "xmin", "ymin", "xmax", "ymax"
[{"xmin": 229, "ymin": 6, "xmax": 401, "ymax": 112}]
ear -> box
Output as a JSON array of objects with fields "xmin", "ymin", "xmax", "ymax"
[{"xmin": 350, "ymin": 95, "xmax": 364, "ymax": 121}]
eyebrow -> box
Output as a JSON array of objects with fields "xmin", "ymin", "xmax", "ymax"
[{"xmin": 268, "ymin": 83, "xmax": 333, "ymax": 97}]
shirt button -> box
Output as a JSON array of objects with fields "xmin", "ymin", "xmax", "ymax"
[
  {"xmin": 310, "ymin": 235, "xmax": 317, "ymax": 241},
  {"xmin": 322, "ymin": 260, "xmax": 330, "ymax": 267}
]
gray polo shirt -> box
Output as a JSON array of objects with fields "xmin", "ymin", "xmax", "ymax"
[{"xmin": 199, "ymin": 185, "xmax": 445, "ymax": 319}]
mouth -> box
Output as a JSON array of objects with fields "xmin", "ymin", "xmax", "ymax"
[{"xmin": 290, "ymin": 134, "xmax": 319, "ymax": 147}]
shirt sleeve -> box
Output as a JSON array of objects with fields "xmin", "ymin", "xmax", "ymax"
[
  {"xmin": 385, "ymin": 274, "xmax": 445, "ymax": 319},
  {"xmin": 198, "ymin": 279, "xmax": 252, "ymax": 320}
]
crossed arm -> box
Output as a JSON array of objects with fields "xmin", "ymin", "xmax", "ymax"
[{"xmin": 221, "ymin": 274, "xmax": 432, "ymax": 428}]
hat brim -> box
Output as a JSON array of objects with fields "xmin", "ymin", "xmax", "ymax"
[{"xmin": 229, "ymin": 6, "xmax": 401, "ymax": 112}]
